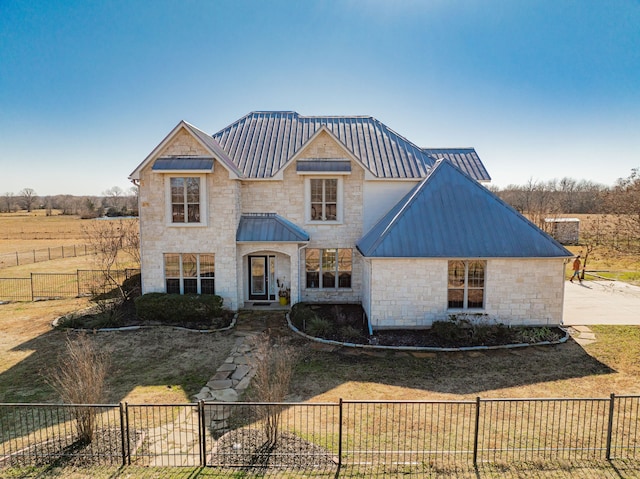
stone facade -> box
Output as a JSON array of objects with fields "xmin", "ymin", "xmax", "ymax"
[
  {"xmin": 135, "ymin": 122, "xmax": 567, "ymax": 327},
  {"xmin": 366, "ymin": 258, "xmax": 566, "ymax": 328}
]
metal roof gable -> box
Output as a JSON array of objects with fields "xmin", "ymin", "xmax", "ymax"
[
  {"xmin": 357, "ymin": 160, "xmax": 572, "ymax": 258},
  {"xmin": 129, "ymin": 121, "xmax": 242, "ymax": 181},
  {"xmin": 212, "ymin": 112, "xmax": 436, "ymax": 179}
]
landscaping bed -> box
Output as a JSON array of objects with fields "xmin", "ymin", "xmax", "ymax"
[
  {"xmin": 290, "ymin": 303, "xmax": 564, "ymax": 348},
  {"xmin": 55, "ymin": 292, "xmax": 235, "ymax": 331}
]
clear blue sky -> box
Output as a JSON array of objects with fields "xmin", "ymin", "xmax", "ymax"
[{"xmin": 1, "ymin": 0, "xmax": 639, "ymax": 196}]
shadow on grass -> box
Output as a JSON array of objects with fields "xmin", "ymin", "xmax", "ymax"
[
  {"xmin": 4, "ymin": 460, "xmax": 640, "ymax": 478},
  {"xmin": 292, "ymin": 336, "xmax": 615, "ymax": 397}
]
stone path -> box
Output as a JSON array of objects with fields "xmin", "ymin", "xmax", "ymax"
[{"xmin": 567, "ymin": 325, "xmax": 597, "ymax": 346}]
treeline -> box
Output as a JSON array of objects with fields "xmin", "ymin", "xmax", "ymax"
[
  {"xmin": 0, "ymin": 186, "xmax": 138, "ymax": 218},
  {"xmin": 492, "ymin": 168, "xmax": 640, "ymax": 252}
]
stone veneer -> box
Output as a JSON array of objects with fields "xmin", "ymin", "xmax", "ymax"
[{"xmin": 366, "ymin": 258, "xmax": 566, "ymax": 329}]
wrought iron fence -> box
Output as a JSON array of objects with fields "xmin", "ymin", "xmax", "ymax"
[
  {"xmin": 1, "ymin": 396, "xmax": 639, "ymax": 473},
  {"xmin": 0, "ymin": 269, "xmax": 140, "ymax": 302}
]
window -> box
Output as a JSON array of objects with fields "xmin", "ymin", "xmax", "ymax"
[
  {"xmin": 164, "ymin": 253, "xmax": 215, "ymax": 294},
  {"xmin": 448, "ymin": 260, "xmax": 485, "ymax": 309},
  {"xmin": 306, "ymin": 178, "xmax": 342, "ymax": 222},
  {"xmin": 306, "ymin": 248, "xmax": 352, "ymax": 289},
  {"xmin": 170, "ymin": 177, "xmax": 201, "ymax": 223}
]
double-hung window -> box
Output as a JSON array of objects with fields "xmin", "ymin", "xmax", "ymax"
[
  {"xmin": 164, "ymin": 253, "xmax": 215, "ymax": 294},
  {"xmin": 310, "ymin": 178, "xmax": 337, "ymax": 221},
  {"xmin": 304, "ymin": 177, "xmax": 343, "ymax": 223},
  {"xmin": 170, "ymin": 177, "xmax": 201, "ymax": 224},
  {"xmin": 306, "ymin": 248, "xmax": 352, "ymax": 289},
  {"xmin": 448, "ymin": 260, "xmax": 485, "ymax": 309}
]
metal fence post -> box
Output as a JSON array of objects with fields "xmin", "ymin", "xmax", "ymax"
[
  {"xmin": 199, "ymin": 400, "xmax": 206, "ymax": 467},
  {"xmin": 76, "ymin": 270, "xmax": 81, "ymax": 297},
  {"xmin": 338, "ymin": 398, "xmax": 343, "ymax": 469},
  {"xmin": 30, "ymin": 273, "xmax": 34, "ymax": 301},
  {"xmin": 473, "ymin": 397, "xmax": 481, "ymax": 467},
  {"xmin": 119, "ymin": 402, "xmax": 127, "ymax": 466},
  {"xmin": 606, "ymin": 393, "xmax": 616, "ymax": 460}
]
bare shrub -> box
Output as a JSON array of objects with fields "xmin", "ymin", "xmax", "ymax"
[
  {"xmin": 249, "ymin": 332, "xmax": 298, "ymax": 446},
  {"xmin": 46, "ymin": 333, "xmax": 110, "ymax": 444}
]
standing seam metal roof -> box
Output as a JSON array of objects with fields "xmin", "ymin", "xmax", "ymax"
[
  {"xmin": 356, "ymin": 160, "xmax": 572, "ymax": 258},
  {"xmin": 212, "ymin": 112, "xmax": 490, "ymax": 180},
  {"xmin": 236, "ymin": 213, "xmax": 310, "ymax": 243}
]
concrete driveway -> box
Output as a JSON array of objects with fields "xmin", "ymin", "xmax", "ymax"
[{"xmin": 562, "ymin": 279, "xmax": 640, "ymax": 325}]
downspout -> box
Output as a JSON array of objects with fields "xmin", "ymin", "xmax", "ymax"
[
  {"xmin": 366, "ymin": 258, "xmax": 373, "ymax": 336},
  {"xmin": 297, "ymin": 243, "xmax": 309, "ymax": 304}
]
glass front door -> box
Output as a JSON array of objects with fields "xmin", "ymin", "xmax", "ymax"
[{"xmin": 248, "ymin": 255, "xmax": 275, "ymax": 301}]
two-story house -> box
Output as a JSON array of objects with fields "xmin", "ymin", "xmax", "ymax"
[{"xmin": 129, "ymin": 111, "xmax": 572, "ymax": 330}]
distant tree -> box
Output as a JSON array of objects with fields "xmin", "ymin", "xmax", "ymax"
[
  {"xmin": 604, "ymin": 168, "xmax": 640, "ymax": 252},
  {"xmin": 19, "ymin": 187, "xmax": 37, "ymax": 212},
  {"xmin": 1, "ymin": 192, "xmax": 15, "ymax": 213}
]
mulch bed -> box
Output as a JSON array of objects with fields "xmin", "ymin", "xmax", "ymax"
[
  {"xmin": 210, "ymin": 428, "xmax": 337, "ymax": 469},
  {"xmin": 297, "ymin": 303, "xmax": 564, "ymax": 348},
  {"xmin": 0, "ymin": 428, "xmax": 143, "ymax": 468}
]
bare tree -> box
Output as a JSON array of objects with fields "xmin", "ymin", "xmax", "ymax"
[
  {"xmin": 604, "ymin": 168, "xmax": 640, "ymax": 253},
  {"xmin": 83, "ymin": 218, "xmax": 140, "ymax": 301},
  {"xmin": 1, "ymin": 192, "xmax": 15, "ymax": 213},
  {"xmin": 19, "ymin": 187, "xmax": 37, "ymax": 212}
]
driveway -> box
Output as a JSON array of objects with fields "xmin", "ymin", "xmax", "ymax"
[{"xmin": 562, "ymin": 280, "xmax": 640, "ymax": 325}]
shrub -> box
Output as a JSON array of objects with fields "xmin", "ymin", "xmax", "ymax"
[
  {"xmin": 46, "ymin": 333, "xmax": 109, "ymax": 444},
  {"xmin": 121, "ymin": 273, "xmax": 141, "ymax": 299},
  {"xmin": 134, "ymin": 293, "xmax": 224, "ymax": 325},
  {"xmin": 515, "ymin": 326, "xmax": 561, "ymax": 344},
  {"xmin": 248, "ymin": 333, "xmax": 298, "ymax": 446},
  {"xmin": 290, "ymin": 302, "xmax": 320, "ymax": 330},
  {"xmin": 305, "ymin": 317, "xmax": 333, "ymax": 338},
  {"xmin": 338, "ymin": 325, "xmax": 363, "ymax": 342}
]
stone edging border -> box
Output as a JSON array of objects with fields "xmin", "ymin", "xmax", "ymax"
[
  {"xmin": 51, "ymin": 313, "xmax": 238, "ymax": 333},
  {"xmin": 286, "ymin": 313, "xmax": 569, "ymax": 352}
]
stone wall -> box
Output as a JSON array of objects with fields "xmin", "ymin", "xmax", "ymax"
[
  {"xmin": 368, "ymin": 258, "xmax": 566, "ymax": 329},
  {"xmin": 138, "ymin": 127, "xmax": 241, "ymax": 310}
]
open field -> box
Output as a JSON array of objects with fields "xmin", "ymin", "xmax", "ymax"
[{"xmin": 0, "ymin": 211, "xmax": 139, "ymax": 274}]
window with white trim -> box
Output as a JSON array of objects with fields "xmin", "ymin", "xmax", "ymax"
[
  {"xmin": 164, "ymin": 253, "xmax": 215, "ymax": 294},
  {"xmin": 305, "ymin": 177, "xmax": 342, "ymax": 223},
  {"xmin": 306, "ymin": 248, "xmax": 352, "ymax": 289},
  {"xmin": 448, "ymin": 260, "xmax": 485, "ymax": 309},
  {"xmin": 169, "ymin": 177, "xmax": 201, "ymax": 223}
]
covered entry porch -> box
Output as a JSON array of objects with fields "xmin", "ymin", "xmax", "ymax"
[{"xmin": 236, "ymin": 213, "xmax": 309, "ymax": 309}]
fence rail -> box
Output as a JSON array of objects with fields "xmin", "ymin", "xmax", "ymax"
[
  {"xmin": 1, "ymin": 395, "xmax": 639, "ymax": 473},
  {"xmin": 0, "ymin": 269, "xmax": 140, "ymax": 302},
  {"xmin": 0, "ymin": 244, "xmax": 97, "ymax": 269}
]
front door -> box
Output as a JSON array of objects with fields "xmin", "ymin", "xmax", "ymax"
[{"xmin": 248, "ymin": 256, "xmax": 275, "ymax": 301}]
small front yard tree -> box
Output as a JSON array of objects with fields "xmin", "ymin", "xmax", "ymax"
[{"xmin": 83, "ymin": 218, "xmax": 140, "ymax": 302}]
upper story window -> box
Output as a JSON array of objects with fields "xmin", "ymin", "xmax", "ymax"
[
  {"xmin": 310, "ymin": 178, "xmax": 337, "ymax": 221},
  {"xmin": 448, "ymin": 260, "xmax": 486, "ymax": 309},
  {"xmin": 171, "ymin": 177, "xmax": 200, "ymax": 223},
  {"xmin": 165, "ymin": 175, "xmax": 206, "ymax": 226},
  {"xmin": 305, "ymin": 177, "xmax": 343, "ymax": 223}
]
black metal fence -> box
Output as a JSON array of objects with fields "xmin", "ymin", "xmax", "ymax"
[
  {"xmin": 0, "ymin": 244, "xmax": 97, "ymax": 269},
  {"xmin": 1, "ymin": 395, "xmax": 639, "ymax": 473},
  {"xmin": 0, "ymin": 269, "xmax": 140, "ymax": 302}
]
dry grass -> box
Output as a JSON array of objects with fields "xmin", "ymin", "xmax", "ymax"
[{"xmin": 0, "ymin": 298, "xmax": 236, "ymax": 404}]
